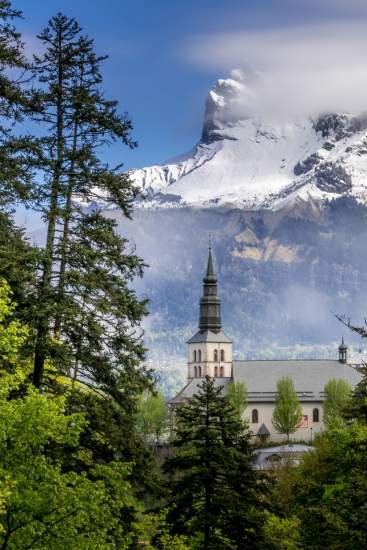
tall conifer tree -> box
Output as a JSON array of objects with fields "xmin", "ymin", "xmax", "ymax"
[
  {"xmin": 27, "ymin": 13, "xmax": 151, "ymax": 398},
  {"xmin": 165, "ymin": 377, "xmax": 268, "ymax": 550}
]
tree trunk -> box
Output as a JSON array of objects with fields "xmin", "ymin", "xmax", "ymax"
[{"xmin": 33, "ymin": 32, "xmax": 64, "ymax": 387}]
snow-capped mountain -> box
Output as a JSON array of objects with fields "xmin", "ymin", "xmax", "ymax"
[{"xmin": 130, "ymin": 70, "xmax": 367, "ymax": 211}]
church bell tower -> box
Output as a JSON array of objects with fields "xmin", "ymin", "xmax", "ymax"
[{"xmin": 187, "ymin": 247, "xmax": 233, "ymax": 379}]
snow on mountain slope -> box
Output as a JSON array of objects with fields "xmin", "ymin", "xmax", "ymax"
[{"xmin": 130, "ymin": 70, "xmax": 367, "ymax": 211}]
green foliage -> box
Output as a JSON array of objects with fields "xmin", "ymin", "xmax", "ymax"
[
  {"xmin": 227, "ymin": 380, "xmax": 247, "ymax": 419},
  {"xmin": 264, "ymin": 512, "xmax": 301, "ymax": 550},
  {"xmin": 0, "ymin": 1, "xmax": 39, "ymax": 206},
  {"xmin": 65, "ymin": 388, "xmax": 159, "ymax": 498},
  {"xmin": 136, "ymin": 390, "xmax": 168, "ymax": 444},
  {"xmin": 165, "ymin": 376, "xmax": 268, "ymax": 550},
  {"xmin": 0, "ymin": 284, "xmax": 142, "ymax": 548},
  {"xmin": 0, "ymin": 373, "xmax": 140, "ymax": 549},
  {"xmin": 0, "ymin": 213, "xmax": 38, "ymax": 317},
  {"xmin": 0, "ymin": 279, "xmax": 28, "ymax": 370},
  {"xmin": 272, "ymin": 377, "xmax": 302, "ymax": 441},
  {"xmin": 323, "ymin": 378, "xmax": 352, "ymax": 427},
  {"xmin": 345, "ymin": 363, "xmax": 367, "ymax": 422},
  {"xmin": 139, "ymin": 509, "xmax": 190, "ymax": 549},
  {"xmin": 288, "ymin": 422, "xmax": 367, "ymax": 549}
]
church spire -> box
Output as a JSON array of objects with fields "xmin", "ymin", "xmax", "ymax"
[{"xmin": 199, "ymin": 246, "xmax": 221, "ymax": 332}]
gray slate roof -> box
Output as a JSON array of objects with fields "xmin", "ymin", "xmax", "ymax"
[
  {"xmin": 187, "ymin": 329, "xmax": 232, "ymax": 344},
  {"xmin": 168, "ymin": 377, "xmax": 231, "ymax": 405},
  {"xmin": 233, "ymin": 360, "xmax": 361, "ymax": 402}
]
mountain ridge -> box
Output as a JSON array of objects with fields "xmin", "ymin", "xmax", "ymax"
[{"xmin": 129, "ymin": 70, "xmax": 367, "ymax": 212}]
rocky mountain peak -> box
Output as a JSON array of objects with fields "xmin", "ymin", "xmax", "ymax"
[
  {"xmin": 201, "ymin": 69, "xmax": 254, "ymax": 143},
  {"xmin": 125, "ymin": 71, "xmax": 367, "ymax": 212}
]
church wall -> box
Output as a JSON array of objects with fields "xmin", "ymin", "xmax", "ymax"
[{"xmin": 243, "ymin": 401, "xmax": 324, "ymax": 443}]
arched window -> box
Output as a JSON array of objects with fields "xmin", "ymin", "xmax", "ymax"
[
  {"xmin": 220, "ymin": 349, "xmax": 225, "ymax": 361},
  {"xmin": 194, "ymin": 366, "xmax": 197, "ymax": 377},
  {"xmin": 214, "ymin": 366, "xmax": 218, "ymax": 377},
  {"xmin": 313, "ymin": 408, "xmax": 319, "ymax": 423},
  {"xmin": 214, "ymin": 349, "xmax": 218, "ymax": 362},
  {"xmin": 198, "ymin": 350, "xmax": 202, "ymax": 362},
  {"xmin": 198, "ymin": 366, "xmax": 202, "ymax": 377},
  {"xmin": 252, "ymin": 409, "xmax": 259, "ymax": 423},
  {"xmin": 219, "ymin": 366, "xmax": 224, "ymax": 377},
  {"xmin": 193, "ymin": 350, "xmax": 196, "ymax": 362}
]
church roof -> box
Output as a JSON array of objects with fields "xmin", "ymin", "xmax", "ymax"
[
  {"xmin": 187, "ymin": 329, "xmax": 232, "ymax": 344},
  {"xmin": 233, "ymin": 360, "xmax": 361, "ymax": 402},
  {"xmin": 168, "ymin": 377, "xmax": 231, "ymax": 405}
]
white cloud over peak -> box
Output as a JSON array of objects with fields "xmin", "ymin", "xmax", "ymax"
[{"xmin": 185, "ymin": 21, "xmax": 367, "ymax": 120}]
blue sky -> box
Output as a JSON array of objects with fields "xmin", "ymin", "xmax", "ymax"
[{"xmin": 15, "ymin": 0, "xmax": 367, "ymax": 170}]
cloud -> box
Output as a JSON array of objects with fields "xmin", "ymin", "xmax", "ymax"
[{"xmin": 185, "ymin": 21, "xmax": 367, "ymax": 120}]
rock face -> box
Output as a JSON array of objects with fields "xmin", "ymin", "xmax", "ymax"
[{"xmin": 128, "ymin": 70, "xmax": 367, "ymax": 211}]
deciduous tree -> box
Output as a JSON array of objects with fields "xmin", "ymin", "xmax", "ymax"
[
  {"xmin": 323, "ymin": 378, "xmax": 352, "ymax": 427},
  {"xmin": 227, "ymin": 380, "xmax": 247, "ymax": 420},
  {"xmin": 272, "ymin": 377, "xmax": 302, "ymax": 441}
]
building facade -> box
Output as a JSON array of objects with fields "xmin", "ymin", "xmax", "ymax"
[{"xmin": 169, "ymin": 248, "xmax": 361, "ymax": 442}]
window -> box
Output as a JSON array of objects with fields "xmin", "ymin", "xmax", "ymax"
[
  {"xmin": 252, "ymin": 409, "xmax": 259, "ymax": 423},
  {"xmin": 198, "ymin": 350, "xmax": 202, "ymax": 362},
  {"xmin": 198, "ymin": 366, "xmax": 202, "ymax": 377},
  {"xmin": 214, "ymin": 349, "xmax": 218, "ymax": 361},
  {"xmin": 220, "ymin": 349, "xmax": 225, "ymax": 361},
  {"xmin": 219, "ymin": 366, "xmax": 224, "ymax": 377},
  {"xmin": 194, "ymin": 366, "xmax": 197, "ymax": 377},
  {"xmin": 214, "ymin": 366, "xmax": 218, "ymax": 377},
  {"xmin": 313, "ymin": 408, "xmax": 319, "ymax": 423},
  {"xmin": 193, "ymin": 350, "xmax": 196, "ymax": 362}
]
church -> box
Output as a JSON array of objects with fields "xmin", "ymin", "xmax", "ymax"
[{"xmin": 169, "ymin": 248, "xmax": 361, "ymax": 442}]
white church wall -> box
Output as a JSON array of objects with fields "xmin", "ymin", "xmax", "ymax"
[{"xmin": 243, "ymin": 402, "xmax": 324, "ymax": 443}]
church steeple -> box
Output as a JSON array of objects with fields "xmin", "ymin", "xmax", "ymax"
[
  {"xmin": 187, "ymin": 246, "xmax": 233, "ymax": 380},
  {"xmin": 199, "ymin": 247, "xmax": 221, "ymax": 333}
]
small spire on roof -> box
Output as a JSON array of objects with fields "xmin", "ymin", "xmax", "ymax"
[
  {"xmin": 257, "ymin": 423, "xmax": 271, "ymax": 436},
  {"xmin": 339, "ymin": 337, "xmax": 348, "ymax": 363}
]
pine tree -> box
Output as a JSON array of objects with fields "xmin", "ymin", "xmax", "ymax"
[
  {"xmin": 165, "ymin": 376, "xmax": 268, "ymax": 550},
  {"xmin": 14, "ymin": 12, "xmax": 156, "ymax": 496},
  {"xmin": 272, "ymin": 376, "xmax": 302, "ymax": 441},
  {"xmin": 0, "ymin": 212, "xmax": 38, "ymax": 311},
  {"xmin": 25, "ymin": 13, "xmax": 150, "ymax": 397}
]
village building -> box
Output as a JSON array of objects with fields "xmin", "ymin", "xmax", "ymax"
[{"xmin": 169, "ymin": 248, "xmax": 361, "ymax": 442}]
